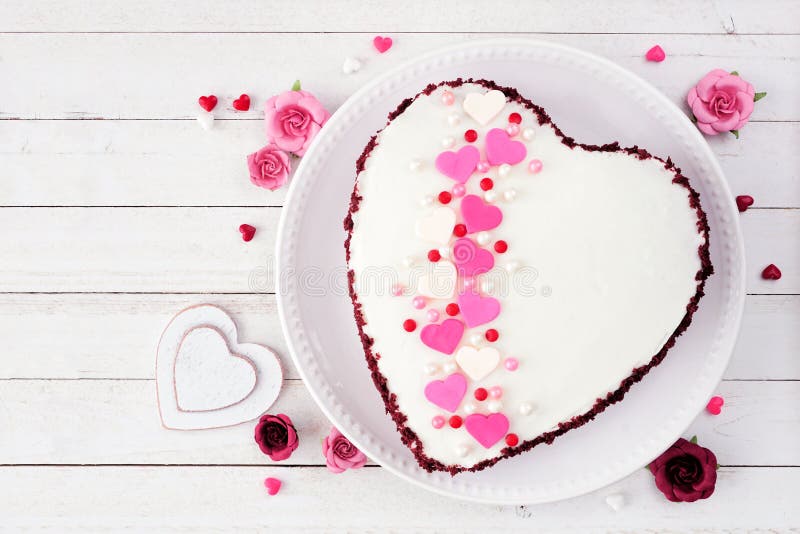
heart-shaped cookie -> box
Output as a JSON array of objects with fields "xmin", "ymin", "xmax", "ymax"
[
  {"xmin": 156, "ymin": 304, "xmax": 282, "ymax": 430},
  {"xmin": 345, "ymin": 80, "xmax": 711, "ymax": 473}
]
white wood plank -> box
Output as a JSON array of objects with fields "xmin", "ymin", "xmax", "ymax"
[
  {"xmin": 0, "ymin": 380, "xmax": 795, "ymax": 466},
  {"xmin": 2, "ymin": 120, "xmax": 796, "ymax": 208},
  {"xmin": 0, "ymin": 33, "xmax": 795, "ymax": 120},
  {"xmin": 0, "ymin": 293, "xmax": 796, "ymax": 380},
  {"xmin": 1, "ymin": 207, "xmax": 796, "ymax": 293},
  {"xmin": 1, "ymin": 0, "xmax": 796, "ymax": 34},
  {"xmin": 0, "ymin": 465, "xmax": 796, "ymax": 531}
]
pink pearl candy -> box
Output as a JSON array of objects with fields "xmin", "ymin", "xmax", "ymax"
[
  {"xmin": 528, "ymin": 159, "xmax": 543, "ymax": 174},
  {"xmin": 432, "ymin": 415, "xmax": 446, "ymax": 429},
  {"xmin": 489, "ymin": 386, "xmax": 503, "ymax": 399},
  {"xmin": 391, "ymin": 284, "xmax": 404, "ymax": 296},
  {"xmin": 441, "ymin": 91, "xmax": 455, "ymax": 106},
  {"xmin": 412, "ymin": 296, "xmax": 426, "ymax": 309},
  {"xmin": 451, "ymin": 184, "xmax": 466, "ymax": 198},
  {"xmin": 426, "ymin": 309, "xmax": 440, "ymax": 322},
  {"xmin": 506, "ymin": 124, "xmax": 520, "ymax": 137},
  {"xmin": 476, "ymin": 161, "xmax": 490, "ymax": 173},
  {"xmin": 504, "ymin": 358, "xmax": 519, "ymax": 371}
]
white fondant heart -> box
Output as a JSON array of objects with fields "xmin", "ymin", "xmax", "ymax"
[
  {"xmin": 342, "ymin": 56, "xmax": 362, "ymax": 74},
  {"xmin": 463, "ymin": 90, "xmax": 506, "ymax": 125},
  {"xmin": 455, "ymin": 346, "xmax": 501, "ymax": 381},
  {"xmin": 156, "ymin": 304, "xmax": 282, "ymax": 430},
  {"xmin": 415, "ymin": 206, "xmax": 456, "ymax": 244},
  {"xmin": 417, "ymin": 260, "xmax": 457, "ymax": 299},
  {"xmin": 174, "ymin": 327, "xmax": 257, "ymax": 412},
  {"xmin": 196, "ymin": 113, "xmax": 214, "ymax": 130}
]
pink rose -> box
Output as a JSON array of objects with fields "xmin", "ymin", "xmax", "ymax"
[
  {"xmin": 687, "ymin": 69, "xmax": 755, "ymax": 135},
  {"xmin": 247, "ymin": 144, "xmax": 291, "ymax": 191},
  {"xmin": 254, "ymin": 413, "xmax": 299, "ymax": 461},
  {"xmin": 322, "ymin": 427, "xmax": 367, "ymax": 473},
  {"xmin": 264, "ymin": 90, "xmax": 330, "ymax": 156},
  {"xmin": 649, "ymin": 437, "xmax": 717, "ymax": 502}
]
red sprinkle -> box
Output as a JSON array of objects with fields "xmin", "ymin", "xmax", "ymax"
[
  {"xmin": 505, "ymin": 433, "xmax": 519, "ymax": 447},
  {"xmin": 464, "ymin": 129, "xmax": 478, "ymax": 143},
  {"xmin": 239, "ymin": 224, "xmax": 256, "ymax": 242},
  {"xmin": 264, "ymin": 477, "xmax": 282, "ymax": 496},
  {"xmin": 438, "ymin": 191, "xmax": 452, "ymax": 204},
  {"xmin": 474, "ymin": 388, "xmax": 488, "ymax": 401},
  {"xmin": 448, "ymin": 415, "xmax": 463, "ymax": 429},
  {"xmin": 485, "ymin": 329, "xmax": 499, "ymax": 342},
  {"xmin": 508, "ymin": 112, "xmax": 522, "ymax": 124},
  {"xmin": 403, "ymin": 319, "xmax": 417, "ymax": 332},
  {"xmin": 480, "ymin": 178, "xmax": 494, "ymax": 191},
  {"xmin": 427, "ymin": 249, "xmax": 441, "ymax": 262},
  {"xmin": 494, "ymin": 240, "xmax": 508, "ymax": 253},
  {"xmin": 706, "ymin": 395, "xmax": 724, "ymax": 415},
  {"xmin": 232, "ymin": 94, "xmax": 251, "ymax": 111},
  {"xmin": 445, "ymin": 303, "xmax": 460, "ymax": 316},
  {"xmin": 736, "ymin": 195, "xmax": 754, "ymax": 212},
  {"xmin": 198, "ymin": 95, "xmax": 218, "ymax": 112},
  {"xmin": 453, "ymin": 223, "xmax": 467, "ymax": 237},
  {"xmin": 762, "ymin": 264, "xmax": 782, "ymax": 280}
]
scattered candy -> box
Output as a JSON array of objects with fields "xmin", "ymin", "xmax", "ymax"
[
  {"xmin": 264, "ymin": 477, "xmax": 282, "ymax": 496},
  {"xmin": 494, "ymin": 240, "xmax": 508, "ymax": 253},
  {"xmin": 233, "ymin": 94, "xmax": 251, "ymax": 111},
  {"xmin": 508, "ymin": 112, "xmax": 522, "ymax": 124},
  {"xmin": 505, "ymin": 260, "xmax": 521, "ymax": 273},
  {"xmin": 476, "ymin": 232, "xmax": 490, "ymax": 246},
  {"xmin": 487, "ymin": 400, "xmax": 503, "ymax": 413},
  {"xmin": 446, "ymin": 303, "xmax": 460, "ymax": 316},
  {"xmin": 427, "ymin": 249, "xmax": 441, "ymax": 262},
  {"xmin": 464, "ymin": 129, "xmax": 478, "ymax": 142},
  {"xmin": 505, "ymin": 433, "xmax": 519, "ymax": 447},
  {"xmin": 403, "ymin": 319, "xmax": 417, "ymax": 332},
  {"xmin": 506, "ymin": 124, "xmax": 520, "ymax": 137},
  {"xmin": 736, "ymin": 195, "xmax": 754, "ymax": 212},
  {"xmin": 198, "ymin": 95, "xmax": 218, "ymax": 112},
  {"xmin": 605, "ymin": 493, "xmax": 626, "ymax": 512},
  {"xmin": 342, "ymin": 56, "xmax": 362, "ymax": 74},
  {"xmin": 519, "ymin": 402, "xmax": 534, "ymax": 416},
  {"xmin": 476, "ymin": 161, "xmax": 490, "ymax": 173},
  {"xmin": 489, "ymin": 386, "xmax": 503, "ymax": 399},
  {"xmin": 402, "ymin": 256, "xmax": 415, "ymax": 267},
  {"xmin": 451, "ymin": 184, "xmax": 466, "ymax": 198},
  {"xmin": 469, "ymin": 333, "xmax": 483, "ymax": 346},
  {"xmin": 391, "ymin": 284, "xmax": 404, "ymax": 296},
  {"xmin": 441, "ymin": 90, "xmax": 455, "ymax": 106},
  {"xmin": 528, "ymin": 159, "xmax": 543, "ymax": 173},
  {"xmin": 484, "ymin": 190, "xmax": 498, "ymax": 203},
  {"xmin": 447, "ymin": 113, "xmax": 461, "ymax": 126},
  {"xmin": 480, "ymin": 278, "xmax": 494, "ymax": 293},
  {"xmin": 196, "ymin": 113, "xmax": 214, "ymax": 130},
  {"xmin": 438, "ymin": 191, "xmax": 452, "ymax": 205},
  {"xmin": 463, "ymin": 402, "xmax": 477, "ymax": 414},
  {"xmin": 485, "ymin": 329, "xmax": 499, "ymax": 342},
  {"xmin": 438, "ymin": 246, "xmax": 450, "ymax": 259},
  {"xmin": 420, "ymin": 195, "xmax": 434, "ymax": 207},
  {"xmin": 431, "ymin": 415, "xmax": 446, "ymax": 429},
  {"xmin": 441, "ymin": 136, "xmax": 456, "ymax": 148},
  {"xmin": 480, "ymin": 178, "xmax": 494, "ymax": 191},
  {"xmin": 442, "ymin": 360, "xmax": 458, "ymax": 373},
  {"xmin": 373, "ymin": 35, "xmax": 393, "ymax": 53},
  {"xmin": 423, "ymin": 363, "xmax": 439, "ymax": 375},
  {"xmin": 504, "ymin": 357, "xmax": 519, "ymax": 371},
  {"xmin": 239, "ymin": 224, "xmax": 256, "ymax": 242},
  {"xmin": 412, "ymin": 296, "xmax": 426, "ymax": 309},
  {"xmin": 409, "ymin": 159, "xmax": 423, "ymax": 172},
  {"xmin": 463, "ymin": 278, "xmax": 476, "ymax": 289},
  {"xmin": 706, "ymin": 395, "xmax": 724, "ymax": 415},
  {"xmin": 762, "ymin": 264, "xmax": 782, "ymax": 280},
  {"xmin": 645, "ymin": 45, "xmax": 666, "ymax": 63},
  {"xmin": 521, "ymin": 128, "xmax": 535, "ymax": 141},
  {"xmin": 453, "ymin": 223, "xmax": 467, "ymax": 237},
  {"xmin": 455, "ymin": 444, "xmax": 470, "ymax": 457},
  {"xmin": 449, "ymin": 415, "xmax": 463, "ymax": 428},
  {"xmin": 426, "ymin": 309, "xmax": 440, "ymax": 323},
  {"xmin": 498, "ymin": 163, "xmax": 511, "ymax": 177},
  {"xmin": 503, "ymin": 189, "xmax": 517, "ymax": 202}
]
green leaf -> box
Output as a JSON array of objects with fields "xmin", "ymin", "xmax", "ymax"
[
  {"xmin": 690, "ymin": 435, "xmax": 698, "ymax": 444},
  {"xmin": 754, "ymin": 91, "xmax": 767, "ymax": 102},
  {"xmin": 690, "ymin": 114, "xmax": 697, "ymax": 123},
  {"xmin": 731, "ymin": 130, "xmax": 740, "ymax": 139},
  {"xmin": 730, "ymin": 70, "xmax": 739, "ymax": 76},
  {"xmin": 291, "ymin": 79, "xmax": 301, "ymax": 91},
  {"xmin": 716, "ymin": 463, "xmax": 720, "ymax": 471}
]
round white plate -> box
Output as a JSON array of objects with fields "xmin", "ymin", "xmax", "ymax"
[{"xmin": 276, "ymin": 39, "xmax": 745, "ymax": 504}]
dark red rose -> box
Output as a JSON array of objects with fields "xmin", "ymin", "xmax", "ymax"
[
  {"xmin": 649, "ymin": 438, "xmax": 717, "ymax": 502},
  {"xmin": 254, "ymin": 413, "xmax": 299, "ymax": 461}
]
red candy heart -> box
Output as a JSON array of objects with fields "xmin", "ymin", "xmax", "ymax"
[
  {"xmin": 239, "ymin": 224, "xmax": 256, "ymax": 242},
  {"xmin": 264, "ymin": 477, "xmax": 281, "ymax": 496},
  {"xmin": 762, "ymin": 264, "xmax": 782, "ymax": 280},
  {"xmin": 645, "ymin": 45, "xmax": 666, "ymax": 62},
  {"xmin": 233, "ymin": 94, "xmax": 250, "ymax": 111},
  {"xmin": 706, "ymin": 395, "xmax": 724, "ymax": 415},
  {"xmin": 736, "ymin": 195, "xmax": 754, "ymax": 212},
  {"xmin": 373, "ymin": 36, "xmax": 393, "ymax": 53},
  {"xmin": 198, "ymin": 95, "xmax": 218, "ymax": 112}
]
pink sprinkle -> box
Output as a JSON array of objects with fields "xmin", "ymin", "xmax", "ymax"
[
  {"xmin": 476, "ymin": 161, "xmax": 490, "ymax": 173},
  {"xmin": 528, "ymin": 159, "xmax": 543, "ymax": 174},
  {"xmin": 441, "ymin": 90, "xmax": 455, "ymax": 106},
  {"xmin": 645, "ymin": 45, "xmax": 666, "ymax": 63},
  {"xmin": 412, "ymin": 296, "xmax": 426, "ymax": 309},
  {"xmin": 432, "ymin": 415, "xmax": 446, "ymax": 429},
  {"xmin": 426, "ymin": 309, "xmax": 440, "ymax": 323},
  {"xmin": 506, "ymin": 124, "xmax": 520, "ymax": 137},
  {"xmin": 504, "ymin": 358, "xmax": 519, "ymax": 371},
  {"xmin": 264, "ymin": 477, "xmax": 282, "ymax": 496},
  {"xmin": 706, "ymin": 395, "xmax": 724, "ymax": 415},
  {"xmin": 489, "ymin": 386, "xmax": 503, "ymax": 399},
  {"xmin": 391, "ymin": 284, "xmax": 404, "ymax": 296},
  {"xmin": 452, "ymin": 183, "xmax": 466, "ymax": 198}
]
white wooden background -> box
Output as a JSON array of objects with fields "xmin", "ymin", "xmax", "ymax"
[{"xmin": 1, "ymin": 1, "xmax": 799, "ymax": 531}]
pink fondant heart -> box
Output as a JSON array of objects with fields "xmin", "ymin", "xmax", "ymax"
[
  {"xmin": 485, "ymin": 128, "xmax": 526, "ymax": 166},
  {"xmin": 373, "ymin": 36, "xmax": 393, "ymax": 53},
  {"xmin": 424, "ymin": 372, "xmax": 467, "ymax": 412},
  {"xmin": 457, "ymin": 290, "xmax": 501, "ymax": 327},
  {"xmin": 706, "ymin": 395, "xmax": 724, "ymax": 415},
  {"xmin": 420, "ymin": 318, "xmax": 465, "ymax": 355},
  {"xmin": 461, "ymin": 194, "xmax": 503, "ymax": 233},
  {"xmin": 465, "ymin": 413, "xmax": 509, "ymax": 448},
  {"xmin": 452, "ymin": 238, "xmax": 494, "ymax": 277},
  {"xmin": 435, "ymin": 145, "xmax": 480, "ymax": 184}
]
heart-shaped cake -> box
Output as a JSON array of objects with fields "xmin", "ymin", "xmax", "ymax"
[{"xmin": 344, "ymin": 79, "xmax": 712, "ymax": 474}]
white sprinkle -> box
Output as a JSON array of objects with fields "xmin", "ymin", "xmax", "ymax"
[
  {"xmin": 481, "ymin": 279, "xmax": 494, "ymax": 293},
  {"xmin": 488, "ymin": 400, "xmax": 503, "ymax": 413},
  {"xmin": 605, "ymin": 493, "xmax": 626, "ymax": 512},
  {"xmin": 503, "ymin": 189, "xmax": 517, "ymax": 202},
  {"xmin": 476, "ymin": 232, "xmax": 490, "ymax": 246},
  {"xmin": 420, "ymin": 195, "xmax": 434, "ymax": 207},
  {"xmin": 402, "ymin": 256, "xmax": 415, "ymax": 268},
  {"xmin": 455, "ymin": 444, "xmax": 470, "ymax": 457},
  {"xmin": 423, "ymin": 363, "xmax": 439, "ymax": 376},
  {"xmin": 441, "ymin": 136, "xmax": 455, "ymax": 148},
  {"xmin": 519, "ymin": 402, "xmax": 534, "ymax": 415},
  {"xmin": 342, "ymin": 56, "xmax": 362, "ymax": 74},
  {"xmin": 442, "ymin": 360, "xmax": 458, "ymax": 374},
  {"xmin": 196, "ymin": 113, "xmax": 214, "ymax": 130},
  {"xmin": 498, "ymin": 164, "xmax": 512, "ymax": 177},
  {"xmin": 469, "ymin": 333, "xmax": 484, "ymax": 346},
  {"xmin": 505, "ymin": 260, "xmax": 521, "ymax": 273},
  {"xmin": 438, "ymin": 246, "xmax": 450, "ymax": 259},
  {"xmin": 522, "ymin": 128, "xmax": 535, "ymax": 141},
  {"xmin": 463, "ymin": 403, "xmax": 477, "ymax": 414},
  {"xmin": 409, "ymin": 159, "xmax": 423, "ymax": 172},
  {"xmin": 484, "ymin": 190, "xmax": 498, "ymax": 203},
  {"xmin": 447, "ymin": 112, "xmax": 461, "ymax": 126}
]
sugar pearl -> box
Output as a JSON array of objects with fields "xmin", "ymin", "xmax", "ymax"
[
  {"xmin": 438, "ymin": 246, "xmax": 450, "ymax": 259},
  {"xmin": 409, "ymin": 159, "xmax": 423, "ymax": 171},
  {"xmin": 519, "ymin": 402, "xmax": 534, "ymax": 416},
  {"xmin": 488, "ymin": 400, "xmax": 503, "ymax": 413},
  {"xmin": 442, "ymin": 360, "xmax": 458, "ymax": 374},
  {"xmin": 476, "ymin": 161, "xmax": 490, "ymax": 173},
  {"xmin": 469, "ymin": 333, "xmax": 484, "ymax": 346},
  {"xmin": 506, "ymin": 124, "xmax": 520, "ymax": 137},
  {"xmin": 484, "ymin": 190, "xmax": 498, "ymax": 203},
  {"xmin": 423, "ymin": 363, "xmax": 439, "ymax": 376},
  {"xmin": 426, "ymin": 309, "xmax": 440, "ymax": 322},
  {"xmin": 480, "ymin": 279, "xmax": 494, "ymax": 293},
  {"xmin": 391, "ymin": 284, "xmax": 404, "ymax": 296},
  {"xmin": 476, "ymin": 232, "xmax": 490, "ymax": 246},
  {"xmin": 447, "ymin": 112, "xmax": 461, "ymax": 126},
  {"xmin": 505, "ymin": 260, "xmax": 521, "ymax": 273},
  {"xmin": 522, "ymin": 128, "xmax": 535, "ymax": 141},
  {"xmin": 441, "ymin": 136, "xmax": 455, "ymax": 149},
  {"xmin": 504, "ymin": 358, "xmax": 519, "ymax": 371},
  {"xmin": 489, "ymin": 386, "xmax": 503, "ymax": 399},
  {"xmin": 432, "ymin": 415, "xmax": 446, "ymax": 429},
  {"xmin": 441, "ymin": 90, "xmax": 455, "ymax": 106},
  {"xmin": 455, "ymin": 444, "xmax": 470, "ymax": 458},
  {"xmin": 528, "ymin": 159, "xmax": 543, "ymax": 174},
  {"xmin": 503, "ymin": 189, "xmax": 517, "ymax": 202},
  {"xmin": 420, "ymin": 195, "xmax": 434, "ymax": 207},
  {"xmin": 402, "ymin": 256, "xmax": 415, "ymax": 267},
  {"xmin": 451, "ymin": 184, "xmax": 466, "ymax": 197},
  {"xmin": 412, "ymin": 296, "xmax": 426, "ymax": 309},
  {"xmin": 463, "ymin": 403, "xmax": 477, "ymax": 414},
  {"xmin": 498, "ymin": 164, "xmax": 512, "ymax": 177},
  {"xmin": 463, "ymin": 277, "xmax": 475, "ymax": 289}
]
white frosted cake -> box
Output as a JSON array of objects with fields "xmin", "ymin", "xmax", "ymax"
[{"xmin": 344, "ymin": 79, "xmax": 712, "ymax": 474}]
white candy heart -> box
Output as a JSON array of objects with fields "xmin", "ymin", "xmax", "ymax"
[
  {"xmin": 415, "ymin": 206, "xmax": 456, "ymax": 244},
  {"xmin": 417, "ymin": 260, "xmax": 456, "ymax": 299},
  {"xmin": 605, "ymin": 493, "xmax": 626, "ymax": 512},
  {"xmin": 196, "ymin": 113, "xmax": 214, "ymax": 130},
  {"xmin": 342, "ymin": 56, "xmax": 362, "ymax": 74},
  {"xmin": 463, "ymin": 90, "xmax": 506, "ymax": 125},
  {"xmin": 455, "ymin": 346, "xmax": 501, "ymax": 381}
]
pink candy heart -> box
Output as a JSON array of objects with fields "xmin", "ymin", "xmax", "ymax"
[
  {"xmin": 457, "ymin": 290, "xmax": 501, "ymax": 328},
  {"xmin": 424, "ymin": 372, "xmax": 467, "ymax": 412},
  {"xmin": 435, "ymin": 145, "xmax": 480, "ymax": 184},
  {"xmin": 373, "ymin": 36, "xmax": 393, "ymax": 53},
  {"xmin": 706, "ymin": 395, "xmax": 724, "ymax": 415},
  {"xmin": 464, "ymin": 413, "xmax": 509, "ymax": 448},
  {"xmin": 452, "ymin": 238, "xmax": 494, "ymax": 277},
  {"xmin": 645, "ymin": 45, "xmax": 666, "ymax": 62},
  {"xmin": 485, "ymin": 128, "xmax": 526, "ymax": 166},
  {"xmin": 420, "ymin": 318, "xmax": 464, "ymax": 355},
  {"xmin": 461, "ymin": 194, "xmax": 503, "ymax": 233}
]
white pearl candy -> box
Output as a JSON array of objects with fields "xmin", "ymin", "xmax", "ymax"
[
  {"xmin": 488, "ymin": 400, "xmax": 503, "ymax": 413},
  {"xmin": 402, "ymin": 256, "xmax": 415, "ymax": 268},
  {"xmin": 447, "ymin": 113, "xmax": 461, "ymax": 126},
  {"xmin": 455, "ymin": 444, "xmax": 470, "ymax": 458},
  {"xmin": 438, "ymin": 246, "xmax": 450, "ymax": 259},
  {"xmin": 441, "ymin": 136, "xmax": 455, "ymax": 148},
  {"xmin": 463, "ymin": 403, "xmax": 477, "ymax": 414},
  {"xmin": 423, "ymin": 363, "xmax": 439, "ymax": 376},
  {"xmin": 442, "ymin": 360, "xmax": 458, "ymax": 374},
  {"xmin": 342, "ymin": 56, "xmax": 362, "ymax": 74},
  {"xmin": 420, "ymin": 195, "xmax": 434, "ymax": 207},
  {"xmin": 409, "ymin": 159, "xmax": 423, "ymax": 172},
  {"xmin": 498, "ymin": 164, "xmax": 511, "ymax": 177},
  {"xmin": 505, "ymin": 260, "xmax": 521, "ymax": 273},
  {"xmin": 519, "ymin": 402, "xmax": 534, "ymax": 415},
  {"xmin": 484, "ymin": 190, "xmax": 498, "ymax": 203},
  {"xmin": 522, "ymin": 128, "xmax": 535, "ymax": 141},
  {"xmin": 476, "ymin": 232, "xmax": 490, "ymax": 246},
  {"xmin": 503, "ymin": 189, "xmax": 517, "ymax": 202},
  {"xmin": 469, "ymin": 333, "xmax": 484, "ymax": 346},
  {"xmin": 605, "ymin": 494, "xmax": 626, "ymax": 512},
  {"xmin": 481, "ymin": 279, "xmax": 494, "ymax": 293},
  {"xmin": 196, "ymin": 113, "xmax": 214, "ymax": 130}
]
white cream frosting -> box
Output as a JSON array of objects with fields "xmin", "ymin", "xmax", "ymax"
[{"xmin": 347, "ymin": 83, "xmax": 705, "ymax": 469}]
